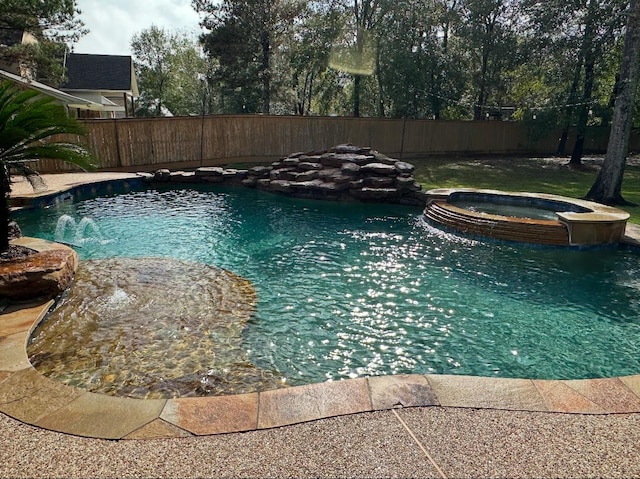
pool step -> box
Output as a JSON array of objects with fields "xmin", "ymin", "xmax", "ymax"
[{"xmin": 424, "ymin": 201, "xmax": 570, "ymax": 246}]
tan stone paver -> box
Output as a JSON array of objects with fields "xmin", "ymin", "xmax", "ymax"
[
  {"xmin": 161, "ymin": 393, "xmax": 259, "ymax": 435},
  {"xmin": 619, "ymin": 374, "xmax": 640, "ymax": 396},
  {"xmin": 0, "ymin": 301, "xmax": 52, "ymax": 336},
  {"xmin": 258, "ymin": 378, "xmax": 373, "ymax": 429},
  {"xmin": 123, "ymin": 418, "xmax": 194, "ymax": 440},
  {"xmin": 533, "ymin": 379, "xmax": 606, "ymax": 414},
  {"xmin": 368, "ymin": 374, "xmax": 439, "ymax": 409},
  {"xmin": 426, "ymin": 374, "xmax": 549, "ymax": 411},
  {"xmin": 9, "ymin": 172, "xmax": 139, "ymax": 198},
  {"xmin": 561, "ymin": 377, "xmax": 640, "ymax": 413},
  {"xmin": 0, "ymin": 368, "xmax": 84, "ymax": 423},
  {"xmin": 0, "ymin": 331, "xmax": 31, "ymax": 371},
  {"xmin": 35, "ymin": 392, "xmax": 166, "ymax": 440}
]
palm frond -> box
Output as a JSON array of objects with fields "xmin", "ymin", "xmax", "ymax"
[
  {"xmin": 0, "ymin": 80, "xmax": 95, "ymax": 172},
  {"xmin": 0, "ymin": 80, "xmax": 96, "ymax": 251},
  {"xmin": 8, "ymin": 161, "xmax": 47, "ymax": 192}
]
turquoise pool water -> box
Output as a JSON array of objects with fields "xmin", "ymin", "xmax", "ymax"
[{"xmin": 17, "ymin": 185, "xmax": 640, "ymax": 387}]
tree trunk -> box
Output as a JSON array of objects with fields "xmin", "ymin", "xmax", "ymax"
[
  {"xmin": 569, "ymin": 57, "xmax": 595, "ymax": 165},
  {"xmin": 375, "ymin": 43, "xmax": 385, "ymax": 117},
  {"xmin": 557, "ymin": 128, "xmax": 570, "ymax": 157},
  {"xmin": 586, "ymin": 0, "xmax": 640, "ymax": 205},
  {"xmin": 353, "ymin": 74, "xmax": 361, "ymax": 117},
  {"xmin": 474, "ymin": 48, "xmax": 490, "ymax": 120},
  {"xmin": 431, "ymin": 69, "xmax": 442, "ymax": 120},
  {"xmin": 473, "ymin": 84, "xmax": 486, "ymax": 120},
  {"xmin": 1, "ymin": 164, "xmax": 10, "ymax": 252},
  {"xmin": 569, "ymin": 0, "xmax": 599, "ymax": 165},
  {"xmin": 433, "ymin": 17, "xmax": 451, "ymax": 121},
  {"xmin": 306, "ymin": 72, "xmax": 314, "ymax": 116},
  {"xmin": 260, "ymin": 29, "xmax": 271, "ymax": 114},
  {"xmin": 557, "ymin": 58, "xmax": 583, "ymax": 155}
]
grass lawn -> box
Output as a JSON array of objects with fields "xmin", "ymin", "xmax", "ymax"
[{"xmin": 410, "ymin": 155, "xmax": 640, "ymax": 224}]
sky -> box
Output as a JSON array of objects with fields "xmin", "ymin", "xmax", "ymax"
[{"xmin": 71, "ymin": 0, "xmax": 206, "ymax": 56}]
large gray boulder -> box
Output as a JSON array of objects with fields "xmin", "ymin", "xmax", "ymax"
[{"xmin": 146, "ymin": 144, "xmax": 426, "ymax": 206}]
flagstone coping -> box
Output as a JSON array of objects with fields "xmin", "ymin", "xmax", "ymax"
[
  {"xmin": 3, "ymin": 177, "xmax": 640, "ymax": 440},
  {"xmin": 3, "ymin": 291, "xmax": 640, "ymax": 440}
]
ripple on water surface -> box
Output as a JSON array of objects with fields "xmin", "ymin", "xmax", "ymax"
[
  {"xmin": 28, "ymin": 257, "xmax": 284, "ymax": 399},
  {"xmin": 16, "ymin": 185, "xmax": 640, "ymax": 396}
]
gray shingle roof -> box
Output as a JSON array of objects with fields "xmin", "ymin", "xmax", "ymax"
[
  {"xmin": 0, "ymin": 27, "xmax": 23, "ymax": 47},
  {"xmin": 63, "ymin": 53, "xmax": 134, "ymax": 91}
]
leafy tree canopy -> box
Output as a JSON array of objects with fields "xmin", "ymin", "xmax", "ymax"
[
  {"xmin": 131, "ymin": 26, "xmax": 209, "ymax": 117},
  {"xmin": 0, "ymin": 0, "xmax": 84, "ymax": 41},
  {"xmin": 0, "ymin": 0, "xmax": 86, "ymax": 86},
  {"xmin": 194, "ymin": 0, "xmax": 307, "ymax": 114},
  {"xmin": 187, "ymin": 0, "xmax": 638, "ymax": 131}
]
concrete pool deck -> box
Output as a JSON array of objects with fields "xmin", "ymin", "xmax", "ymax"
[{"xmin": 3, "ymin": 172, "xmax": 640, "ymax": 477}]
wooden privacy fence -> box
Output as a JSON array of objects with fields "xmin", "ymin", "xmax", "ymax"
[{"xmin": 37, "ymin": 115, "xmax": 639, "ymax": 173}]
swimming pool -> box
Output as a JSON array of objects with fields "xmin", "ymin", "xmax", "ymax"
[{"xmin": 16, "ymin": 184, "xmax": 640, "ymax": 397}]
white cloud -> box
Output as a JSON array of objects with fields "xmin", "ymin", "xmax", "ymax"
[{"xmin": 72, "ymin": 0, "xmax": 205, "ymax": 56}]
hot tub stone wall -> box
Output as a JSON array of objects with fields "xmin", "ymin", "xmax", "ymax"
[
  {"xmin": 424, "ymin": 188, "xmax": 631, "ymax": 247},
  {"xmin": 144, "ymin": 145, "xmax": 428, "ymax": 207}
]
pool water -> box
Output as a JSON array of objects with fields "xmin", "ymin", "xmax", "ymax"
[
  {"xmin": 16, "ymin": 185, "xmax": 640, "ymax": 394},
  {"xmin": 450, "ymin": 200, "xmax": 561, "ymax": 220}
]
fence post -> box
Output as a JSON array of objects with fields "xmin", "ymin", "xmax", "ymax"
[{"xmin": 113, "ymin": 119, "xmax": 122, "ymax": 168}]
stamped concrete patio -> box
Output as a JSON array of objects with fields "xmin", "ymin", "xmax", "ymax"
[{"xmin": 2, "ymin": 173, "xmax": 640, "ymax": 478}]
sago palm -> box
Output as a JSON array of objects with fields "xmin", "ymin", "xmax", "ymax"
[{"xmin": 0, "ymin": 80, "xmax": 94, "ymax": 252}]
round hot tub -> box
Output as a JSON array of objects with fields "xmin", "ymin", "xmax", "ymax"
[{"xmin": 424, "ymin": 188, "xmax": 630, "ymax": 247}]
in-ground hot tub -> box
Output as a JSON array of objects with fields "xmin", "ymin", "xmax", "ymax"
[{"xmin": 424, "ymin": 188, "xmax": 630, "ymax": 247}]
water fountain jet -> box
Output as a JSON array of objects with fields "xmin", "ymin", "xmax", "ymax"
[{"xmin": 55, "ymin": 214, "xmax": 105, "ymax": 246}]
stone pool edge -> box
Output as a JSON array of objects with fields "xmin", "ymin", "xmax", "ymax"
[
  {"xmin": 3, "ymin": 175, "xmax": 640, "ymax": 440},
  {"xmin": 3, "ymin": 272, "xmax": 640, "ymax": 441}
]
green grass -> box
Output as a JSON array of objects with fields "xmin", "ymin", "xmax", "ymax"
[{"xmin": 410, "ymin": 156, "xmax": 640, "ymax": 224}]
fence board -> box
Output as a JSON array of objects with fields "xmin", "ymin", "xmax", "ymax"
[{"xmin": 36, "ymin": 115, "xmax": 639, "ymax": 172}]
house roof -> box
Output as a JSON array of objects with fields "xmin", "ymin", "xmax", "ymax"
[
  {"xmin": 0, "ymin": 69, "xmax": 106, "ymax": 111},
  {"xmin": 0, "ymin": 27, "xmax": 23, "ymax": 47},
  {"xmin": 62, "ymin": 53, "xmax": 138, "ymax": 95}
]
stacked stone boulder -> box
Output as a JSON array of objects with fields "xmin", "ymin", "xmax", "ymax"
[
  {"xmin": 146, "ymin": 167, "xmax": 249, "ymax": 185},
  {"xmin": 145, "ymin": 145, "xmax": 427, "ymax": 206},
  {"xmin": 0, "ymin": 246, "xmax": 78, "ymax": 300}
]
